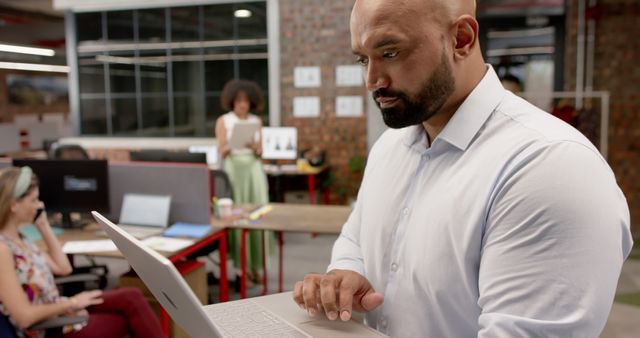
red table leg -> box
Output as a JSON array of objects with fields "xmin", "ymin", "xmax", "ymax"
[
  {"xmin": 278, "ymin": 231, "xmax": 284, "ymax": 293},
  {"xmin": 262, "ymin": 230, "xmax": 268, "ymax": 295},
  {"xmin": 240, "ymin": 229, "xmax": 248, "ymax": 299},
  {"xmin": 219, "ymin": 230, "xmax": 229, "ymax": 302},
  {"xmin": 307, "ymin": 174, "xmax": 316, "ymax": 204}
]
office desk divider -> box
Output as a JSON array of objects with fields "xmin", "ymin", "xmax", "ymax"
[
  {"xmin": 0, "ymin": 124, "xmax": 20, "ymax": 154},
  {"xmin": 108, "ymin": 162, "xmax": 211, "ymax": 225},
  {"xmin": 0, "ymin": 157, "xmax": 11, "ymax": 170}
]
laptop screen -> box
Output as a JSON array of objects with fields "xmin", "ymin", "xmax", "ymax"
[{"xmin": 119, "ymin": 193, "xmax": 171, "ymax": 227}]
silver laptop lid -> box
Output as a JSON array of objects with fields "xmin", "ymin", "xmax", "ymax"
[
  {"xmin": 92, "ymin": 211, "xmax": 222, "ymax": 338},
  {"xmin": 119, "ymin": 193, "xmax": 171, "ymax": 227}
]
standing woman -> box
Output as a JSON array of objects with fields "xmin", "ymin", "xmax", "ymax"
[
  {"xmin": 216, "ymin": 79, "xmax": 270, "ymax": 284},
  {"xmin": 0, "ymin": 167, "xmax": 163, "ymax": 338}
]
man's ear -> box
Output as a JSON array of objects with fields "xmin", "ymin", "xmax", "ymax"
[{"xmin": 452, "ymin": 15, "xmax": 478, "ymax": 60}]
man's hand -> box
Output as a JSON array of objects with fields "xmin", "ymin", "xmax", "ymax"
[{"xmin": 293, "ymin": 269, "xmax": 384, "ymax": 321}]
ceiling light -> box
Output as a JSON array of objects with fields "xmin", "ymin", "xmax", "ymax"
[
  {"xmin": 0, "ymin": 61, "xmax": 69, "ymax": 73},
  {"xmin": 0, "ymin": 43, "xmax": 55, "ymax": 57},
  {"xmin": 234, "ymin": 9, "xmax": 252, "ymax": 18}
]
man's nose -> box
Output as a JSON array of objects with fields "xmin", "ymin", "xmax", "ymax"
[{"xmin": 365, "ymin": 61, "xmax": 389, "ymax": 91}]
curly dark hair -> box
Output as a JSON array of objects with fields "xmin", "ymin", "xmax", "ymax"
[{"xmin": 220, "ymin": 79, "xmax": 264, "ymax": 113}]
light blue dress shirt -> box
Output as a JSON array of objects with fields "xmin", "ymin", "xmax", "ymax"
[{"xmin": 328, "ymin": 66, "xmax": 633, "ymax": 337}]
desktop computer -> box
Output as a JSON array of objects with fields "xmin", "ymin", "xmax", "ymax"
[
  {"xmin": 130, "ymin": 149, "xmax": 207, "ymax": 164},
  {"xmin": 261, "ymin": 127, "xmax": 298, "ymax": 161},
  {"xmin": 12, "ymin": 159, "xmax": 110, "ymax": 228}
]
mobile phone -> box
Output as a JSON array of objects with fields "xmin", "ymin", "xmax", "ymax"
[{"xmin": 33, "ymin": 208, "xmax": 44, "ymax": 222}]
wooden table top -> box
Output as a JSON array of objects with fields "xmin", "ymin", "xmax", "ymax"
[{"xmin": 217, "ymin": 203, "xmax": 352, "ymax": 234}]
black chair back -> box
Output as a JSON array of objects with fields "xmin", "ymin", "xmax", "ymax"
[
  {"xmin": 0, "ymin": 314, "xmax": 19, "ymax": 338},
  {"xmin": 210, "ymin": 169, "xmax": 234, "ymax": 200}
]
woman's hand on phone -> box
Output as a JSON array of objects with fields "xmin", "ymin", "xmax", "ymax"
[{"xmin": 33, "ymin": 208, "xmax": 51, "ymax": 231}]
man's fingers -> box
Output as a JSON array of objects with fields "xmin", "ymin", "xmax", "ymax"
[
  {"xmin": 293, "ymin": 281, "xmax": 305, "ymax": 309},
  {"xmin": 338, "ymin": 281, "xmax": 355, "ymax": 321},
  {"xmin": 319, "ymin": 275, "xmax": 339, "ymax": 320},
  {"xmin": 302, "ymin": 274, "xmax": 321, "ymax": 317},
  {"xmin": 360, "ymin": 291, "xmax": 384, "ymax": 311}
]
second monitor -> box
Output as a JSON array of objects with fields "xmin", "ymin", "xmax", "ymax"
[
  {"xmin": 261, "ymin": 127, "xmax": 298, "ymax": 161},
  {"xmin": 129, "ymin": 149, "xmax": 207, "ymax": 164},
  {"xmin": 12, "ymin": 159, "xmax": 110, "ymax": 228}
]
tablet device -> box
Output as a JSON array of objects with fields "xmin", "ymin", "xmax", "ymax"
[{"xmin": 228, "ymin": 121, "xmax": 260, "ymax": 150}]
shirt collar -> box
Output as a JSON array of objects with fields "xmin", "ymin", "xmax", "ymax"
[{"xmin": 402, "ymin": 65, "xmax": 505, "ymax": 151}]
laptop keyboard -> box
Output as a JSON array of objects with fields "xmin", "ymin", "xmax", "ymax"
[{"xmin": 205, "ymin": 300, "xmax": 309, "ymax": 338}]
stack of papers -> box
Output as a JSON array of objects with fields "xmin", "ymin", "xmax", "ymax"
[
  {"xmin": 63, "ymin": 240, "xmax": 117, "ymax": 254},
  {"xmin": 164, "ymin": 222, "xmax": 212, "ymax": 238},
  {"xmin": 142, "ymin": 236, "xmax": 194, "ymax": 252}
]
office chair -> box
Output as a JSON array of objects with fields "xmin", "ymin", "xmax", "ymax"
[
  {"xmin": 1, "ymin": 309, "xmax": 88, "ymax": 338},
  {"xmin": 49, "ymin": 143, "xmax": 90, "ymax": 160},
  {"xmin": 210, "ymin": 169, "xmax": 234, "ymax": 200}
]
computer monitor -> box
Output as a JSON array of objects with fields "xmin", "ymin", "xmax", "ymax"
[
  {"xmin": 261, "ymin": 127, "xmax": 298, "ymax": 160},
  {"xmin": 129, "ymin": 149, "xmax": 207, "ymax": 164},
  {"xmin": 12, "ymin": 159, "xmax": 110, "ymax": 228},
  {"xmin": 188, "ymin": 145, "xmax": 218, "ymax": 167}
]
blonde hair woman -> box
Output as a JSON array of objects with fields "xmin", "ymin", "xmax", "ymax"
[{"xmin": 0, "ymin": 167, "xmax": 163, "ymax": 338}]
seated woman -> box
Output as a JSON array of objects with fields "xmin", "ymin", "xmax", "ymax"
[{"xmin": 0, "ymin": 167, "xmax": 163, "ymax": 338}]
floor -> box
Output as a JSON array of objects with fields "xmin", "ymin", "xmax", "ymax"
[{"xmin": 95, "ymin": 232, "xmax": 640, "ymax": 337}]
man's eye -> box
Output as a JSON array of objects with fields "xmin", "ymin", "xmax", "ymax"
[
  {"xmin": 383, "ymin": 51, "xmax": 398, "ymax": 59},
  {"xmin": 356, "ymin": 57, "xmax": 369, "ymax": 66}
]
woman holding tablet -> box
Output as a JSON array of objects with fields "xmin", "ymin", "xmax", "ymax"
[{"xmin": 215, "ymin": 79, "xmax": 270, "ymax": 285}]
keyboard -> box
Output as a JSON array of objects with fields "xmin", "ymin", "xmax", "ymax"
[{"xmin": 204, "ymin": 300, "xmax": 310, "ymax": 338}]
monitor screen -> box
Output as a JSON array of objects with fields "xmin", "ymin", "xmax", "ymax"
[
  {"xmin": 262, "ymin": 127, "xmax": 298, "ymax": 160},
  {"xmin": 188, "ymin": 145, "xmax": 218, "ymax": 167},
  {"xmin": 129, "ymin": 149, "xmax": 207, "ymax": 164},
  {"xmin": 12, "ymin": 159, "xmax": 110, "ymax": 227}
]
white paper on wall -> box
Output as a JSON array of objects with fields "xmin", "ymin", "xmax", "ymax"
[
  {"xmin": 336, "ymin": 96, "xmax": 364, "ymax": 117},
  {"xmin": 293, "ymin": 96, "xmax": 320, "ymax": 118},
  {"xmin": 294, "ymin": 66, "xmax": 321, "ymax": 88},
  {"xmin": 336, "ymin": 65, "xmax": 364, "ymax": 87}
]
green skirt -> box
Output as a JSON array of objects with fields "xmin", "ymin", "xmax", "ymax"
[{"xmin": 224, "ymin": 153, "xmax": 272, "ymax": 272}]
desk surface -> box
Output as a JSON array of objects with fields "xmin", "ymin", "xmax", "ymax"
[
  {"xmin": 217, "ymin": 203, "xmax": 351, "ymax": 234},
  {"xmin": 263, "ymin": 164, "xmax": 329, "ymax": 176},
  {"xmin": 48, "ymin": 222, "xmax": 226, "ymax": 259}
]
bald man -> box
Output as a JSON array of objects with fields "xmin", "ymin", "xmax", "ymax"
[{"xmin": 293, "ymin": 0, "xmax": 632, "ymax": 336}]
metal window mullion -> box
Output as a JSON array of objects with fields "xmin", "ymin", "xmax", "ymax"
[
  {"xmin": 232, "ymin": 3, "xmax": 239, "ymax": 78},
  {"xmin": 197, "ymin": 5, "xmax": 206, "ymax": 136},
  {"xmin": 102, "ymin": 12, "xmax": 113, "ymax": 135},
  {"xmin": 134, "ymin": 10, "xmax": 143, "ymax": 136},
  {"xmin": 166, "ymin": 7, "xmax": 175, "ymax": 137},
  {"xmin": 65, "ymin": 11, "xmax": 82, "ymax": 135}
]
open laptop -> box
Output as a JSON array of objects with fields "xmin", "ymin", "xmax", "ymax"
[
  {"xmin": 92, "ymin": 211, "xmax": 388, "ymax": 338},
  {"xmin": 117, "ymin": 193, "xmax": 171, "ymax": 239}
]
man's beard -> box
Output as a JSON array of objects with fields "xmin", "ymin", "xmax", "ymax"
[{"xmin": 374, "ymin": 51, "xmax": 455, "ymax": 129}]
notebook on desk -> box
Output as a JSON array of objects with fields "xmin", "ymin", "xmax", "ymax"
[
  {"xmin": 117, "ymin": 193, "xmax": 171, "ymax": 239},
  {"xmin": 92, "ymin": 211, "xmax": 388, "ymax": 338}
]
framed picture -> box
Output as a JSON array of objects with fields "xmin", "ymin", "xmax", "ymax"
[{"xmin": 6, "ymin": 75, "xmax": 68, "ymax": 106}]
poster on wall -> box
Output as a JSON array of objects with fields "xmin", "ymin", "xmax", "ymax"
[
  {"xmin": 294, "ymin": 66, "xmax": 321, "ymax": 88},
  {"xmin": 6, "ymin": 75, "xmax": 69, "ymax": 106},
  {"xmin": 336, "ymin": 96, "xmax": 363, "ymax": 117},
  {"xmin": 293, "ymin": 96, "xmax": 320, "ymax": 118},
  {"xmin": 336, "ymin": 65, "xmax": 363, "ymax": 87}
]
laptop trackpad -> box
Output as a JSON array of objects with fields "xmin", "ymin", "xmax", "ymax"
[{"xmin": 298, "ymin": 320, "xmax": 388, "ymax": 337}]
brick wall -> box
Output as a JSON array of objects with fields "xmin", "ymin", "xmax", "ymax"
[
  {"xmin": 279, "ymin": 0, "xmax": 367, "ymax": 203},
  {"xmin": 565, "ymin": 0, "xmax": 639, "ymax": 235}
]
